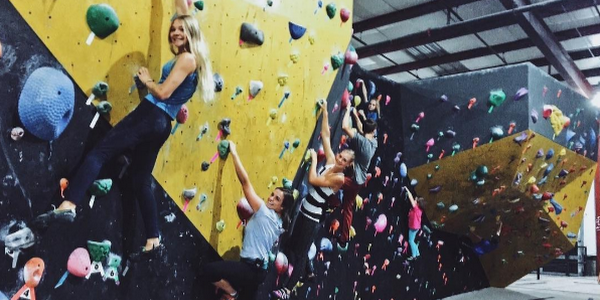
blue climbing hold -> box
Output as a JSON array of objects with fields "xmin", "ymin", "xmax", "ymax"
[
  {"xmin": 18, "ymin": 67, "xmax": 74, "ymax": 141},
  {"xmin": 288, "ymin": 22, "xmax": 307, "ymax": 41}
]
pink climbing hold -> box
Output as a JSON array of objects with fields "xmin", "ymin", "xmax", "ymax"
[
  {"xmin": 425, "ymin": 138, "xmax": 435, "ymax": 152},
  {"xmin": 340, "ymin": 8, "xmax": 350, "ymax": 23}
]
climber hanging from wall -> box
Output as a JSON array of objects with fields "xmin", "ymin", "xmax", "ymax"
[
  {"xmin": 271, "ymin": 100, "xmax": 355, "ymax": 300},
  {"xmin": 34, "ymin": 0, "xmax": 215, "ymax": 259},
  {"xmin": 337, "ymin": 91, "xmax": 378, "ymax": 252},
  {"xmin": 202, "ymin": 141, "xmax": 295, "ymax": 300}
]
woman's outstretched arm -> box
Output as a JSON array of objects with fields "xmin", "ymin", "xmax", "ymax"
[{"xmin": 229, "ymin": 142, "xmax": 263, "ymax": 212}]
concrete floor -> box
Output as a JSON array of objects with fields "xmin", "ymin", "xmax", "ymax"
[{"xmin": 442, "ymin": 274, "xmax": 600, "ymax": 300}]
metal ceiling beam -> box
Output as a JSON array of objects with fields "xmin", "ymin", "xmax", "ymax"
[
  {"xmin": 353, "ymin": 0, "xmax": 482, "ymax": 33},
  {"xmin": 553, "ymin": 67, "xmax": 600, "ymax": 81},
  {"xmin": 501, "ymin": 0, "xmax": 593, "ymax": 97},
  {"xmin": 372, "ymin": 23, "xmax": 600, "ymax": 75},
  {"xmin": 529, "ymin": 46, "xmax": 600, "ymax": 67},
  {"xmin": 356, "ymin": 0, "xmax": 597, "ymax": 59}
]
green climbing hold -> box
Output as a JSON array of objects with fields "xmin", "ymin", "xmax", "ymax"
[
  {"xmin": 89, "ymin": 179, "xmax": 112, "ymax": 196},
  {"xmin": 434, "ymin": 165, "xmax": 440, "ymax": 171},
  {"xmin": 427, "ymin": 173, "xmax": 432, "ymax": 179},
  {"xmin": 347, "ymin": 81, "xmax": 354, "ymax": 93},
  {"xmin": 282, "ymin": 178, "xmax": 292, "ymax": 190},
  {"xmin": 267, "ymin": 0, "xmax": 273, "ymax": 6},
  {"xmin": 330, "ymin": 53, "xmax": 344, "ymax": 70},
  {"xmin": 487, "ymin": 89, "xmax": 506, "ymax": 113},
  {"xmin": 436, "ymin": 202, "xmax": 445, "ymax": 209},
  {"xmin": 87, "ymin": 240, "xmax": 112, "ymax": 262},
  {"xmin": 92, "ymin": 82, "xmax": 109, "ymax": 97},
  {"xmin": 86, "ymin": 4, "xmax": 120, "ymax": 39},
  {"xmin": 96, "ymin": 101, "xmax": 112, "ymax": 115},
  {"xmin": 218, "ymin": 140, "xmax": 230, "ymax": 159},
  {"xmin": 326, "ymin": 2, "xmax": 337, "ymax": 19},
  {"xmin": 194, "ymin": 1, "xmax": 204, "ymax": 10},
  {"xmin": 476, "ymin": 165, "xmax": 488, "ymax": 177},
  {"xmin": 293, "ymin": 139, "xmax": 301, "ymax": 148}
]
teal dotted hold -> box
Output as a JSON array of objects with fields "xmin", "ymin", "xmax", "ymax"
[{"xmin": 86, "ymin": 4, "xmax": 120, "ymax": 39}]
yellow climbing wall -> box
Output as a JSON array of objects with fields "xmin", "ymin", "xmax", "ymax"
[
  {"xmin": 10, "ymin": 0, "xmax": 353, "ymax": 256},
  {"xmin": 408, "ymin": 131, "xmax": 595, "ymax": 287}
]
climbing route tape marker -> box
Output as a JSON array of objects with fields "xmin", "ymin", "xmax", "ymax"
[{"xmin": 86, "ymin": 32, "xmax": 96, "ymax": 46}]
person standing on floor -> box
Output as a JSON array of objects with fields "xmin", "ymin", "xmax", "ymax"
[
  {"xmin": 404, "ymin": 186, "xmax": 424, "ymax": 260},
  {"xmin": 35, "ymin": 0, "xmax": 214, "ymax": 257}
]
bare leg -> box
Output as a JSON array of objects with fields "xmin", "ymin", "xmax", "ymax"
[
  {"xmin": 212, "ymin": 280, "xmax": 237, "ymax": 296},
  {"xmin": 144, "ymin": 237, "xmax": 160, "ymax": 251},
  {"xmin": 57, "ymin": 200, "xmax": 76, "ymax": 210}
]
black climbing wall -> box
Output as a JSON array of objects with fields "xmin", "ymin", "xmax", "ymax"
[
  {"xmin": 0, "ymin": 2, "xmax": 220, "ymax": 299},
  {"xmin": 254, "ymin": 64, "xmax": 489, "ymax": 300}
]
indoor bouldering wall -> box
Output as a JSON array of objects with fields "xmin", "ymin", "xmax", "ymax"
[
  {"xmin": 401, "ymin": 63, "xmax": 597, "ymax": 287},
  {"xmin": 0, "ymin": 0, "xmax": 355, "ymax": 299},
  {"xmin": 254, "ymin": 64, "xmax": 489, "ymax": 300}
]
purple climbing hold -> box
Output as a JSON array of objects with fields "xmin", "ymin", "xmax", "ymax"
[
  {"xmin": 557, "ymin": 169, "xmax": 569, "ymax": 177},
  {"xmin": 439, "ymin": 94, "xmax": 448, "ymax": 102},
  {"xmin": 453, "ymin": 105, "xmax": 460, "ymax": 112},
  {"xmin": 429, "ymin": 185, "xmax": 442, "ymax": 193},
  {"xmin": 513, "ymin": 132, "xmax": 527, "ymax": 145},
  {"xmin": 531, "ymin": 109, "xmax": 538, "ymax": 123},
  {"xmin": 444, "ymin": 130, "xmax": 456, "ymax": 138},
  {"xmin": 536, "ymin": 149, "xmax": 544, "ymax": 158},
  {"xmin": 514, "ymin": 87, "xmax": 528, "ymax": 100}
]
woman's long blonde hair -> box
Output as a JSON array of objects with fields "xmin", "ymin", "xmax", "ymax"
[{"xmin": 170, "ymin": 15, "xmax": 215, "ymax": 102}]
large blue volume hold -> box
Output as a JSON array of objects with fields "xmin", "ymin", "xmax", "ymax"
[{"xmin": 18, "ymin": 67, "xmax": 74, "ymax": 141}]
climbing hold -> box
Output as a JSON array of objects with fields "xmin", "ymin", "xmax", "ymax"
[
  {"xmin": 429, "ymin": 185, "xmax": 442, "ymax": 193},
  {"xmin": 373, "ymin": 214, "xmax": 387, "ymax": 236},
  {"xmin": 320, "ymin": 237, "xmax": 333, "ymax": 252},
  {"xmin": 439, "ymin": 94, "xmax": 448, "ymax": 102},
  {"xmin": 531, "ymin": 109, "xmax": 538, "ymax": 123},
  {"xmin": 513, "ymin": 132, "xmax": 527, "ymax": 145},
  {"xmin": 194, "ymin": 1, "xmax": 204, "ymax": 10},
  {"xmin": 248, "ymin": 80, "xmax": 263, "ymax": 100},
  {"xmin": 545, "ymin": 148, "xmax": 554, "ymax": 160},
  {"xmin": 18, "ymin": 67, "xmax": 75, "ymax": 141},
  {"xmin": 344, "ymin": 47, "xmax": 358, "ymax": 65},
  {"xmin": 274, "ymin": 252, "xmax": 289, "ymax": 279},
  {"xmin": 489, "ymin": 126, "xmax": 504, "ymax": 143},
  {"xmin": 10, "ymin": 127, "xmax": 24, "ymax": 141},
  {"xmin": 331, "ymin": 53, "xmax": 344, "ymax": 70},
  {"xmin": 86, "ymin": 81, "xmax": 109, "ymax": 105},
  {"xmin": 240, "ymin": 23, "xmax": 264, "ymax": 46},
  {"xmin": 171, "ymin": 104, "xmax": 189, "ymax": 134},
  {"xmin": 89, "ymin": 178, "xmax": 112, "ymax": 208},
  {"xmin": 514, "ymin": 87, "xmax": 528, "ymax": 100},
  {"xmin": 237, "ymin": 197, "xmax": 254, "ymax": 228},
  {"xmin": 290, "ymin": 53, "xmax": 299, "ymax": 64},
  {"xmin": 231, "ymin": 86, "xmax": 243, "ymax": 100},
  {"xmin": 216, "ymin": 220, "xmax": 226, "ymax": 232},
  {"xmin": 340, "ymin": 8, "xmax": 350, "ymax": 22},
  {"xmin": 425, "ymin": 138, "xmax": 435, "ymax": 152},
  {"xmin": 213, "ymin": 73, "xmax": 224, "ymax": 92},
  {"xmin": 182, "ymin": 187, "xmax": 197, "ymax": 212},
  {"xmin": 415, "ymin": 112, "xmax": 425, "ymax": 123},
  {"xmin": 444, "ymin": 130, "xmax": 456, "ymax": 138},
  {"xmin": 86, "ymin": 4, "xmax": 120, "ymax": 40},
  {"xmin": 448, "ymin": 204, "xmax": 458, "ymax": 213},
  {"xmin": 410, "ymin": 179, "xmax": 418, "ymax": 186},
  {"xmin": 326, "ymin": 2, "xmax": 337, "ymax": 19},
  {"xmin": 201, "ymin": 161, "xmax": 210, "ymax": 171},
  {"xmin": 487, "ymin": 89, "xmax": 506, "ymax": 113},
  {"xmin": 219, "ymin": 118, "xmax": 232, "ymax": 136},
  {"xmin": 277, "ymin": 75, "xmax": 288, "ymax": 86},
  {"xmin": 96, "ymin": 101, "xmax": 112, "ymax": 115},
  {"xmin": 217, "ymin": 140, "xmax": 230, "ymax": 159},
  {"xmin": 290, "ymin": 139, "xmax": 301, "ymax": 153},
  {"xmin": 409, "ymin": 124, "xmax": 420, "ymax": 140},
  {"xmin": 282, "ymin": 178, "xmax": 292, "ymax": 189},
  {"xmin": 308, "ymin": 33, "xmax": 316, "ymax": 45},
  {"xmin": 288, "ymin": 22, "xmax": 306, "ymax": 42},
  {"xmin": 549, "ymin": 198, "xmax": 563, "ymax": 214},
  {"xmin": 468, "ymin": 97, "xmax": 476, "ymax": 109},
  {"xmin": 67, "ymin": 247, "xmax": 91, "ymax": 277}
]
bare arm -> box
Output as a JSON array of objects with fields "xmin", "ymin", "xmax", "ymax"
[
  {"xmin": 404, "ymin": 186, "xmax": 417, "ymax": 208},
  {"xmin": 353, "ymin": 108, "xmax": 364, "ymax": 134},
  {"xmin": 307, "ymin": 150, "xmax": 344, "ymax": 191},
  {"xmin": 137, "ymin": 53, "xmax": 196, "ymax": 100},
  {"xmin": 341, "ymin": 102, "xmax": 356, "ymax": 138},
  {"xmin": 175, "ymin": 0, "xmax": 189, "ymax": 16},
  {"xmin": 319, "ymin": 101, "xmax": 335, "ymax": 164},
  {"xmin": 229, "ymin": 142, "xmax": 263, "ymax": 213}
]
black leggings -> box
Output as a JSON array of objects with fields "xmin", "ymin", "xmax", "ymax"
[
  {"xmin": 203, "ymin": 260, "xmax": 267, "ymax": 294},
  {"xmin": 65, "ymin": 100, "xmax": 172, "ymax": 239},
  {"xmin": 282, "ymin": 213, "xmax": 320, "ymax": 290}
]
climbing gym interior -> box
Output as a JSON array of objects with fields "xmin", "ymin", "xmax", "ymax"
[{"xmin": 1, "ymin": 0, "xmax": 599, "ymax": 300}]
